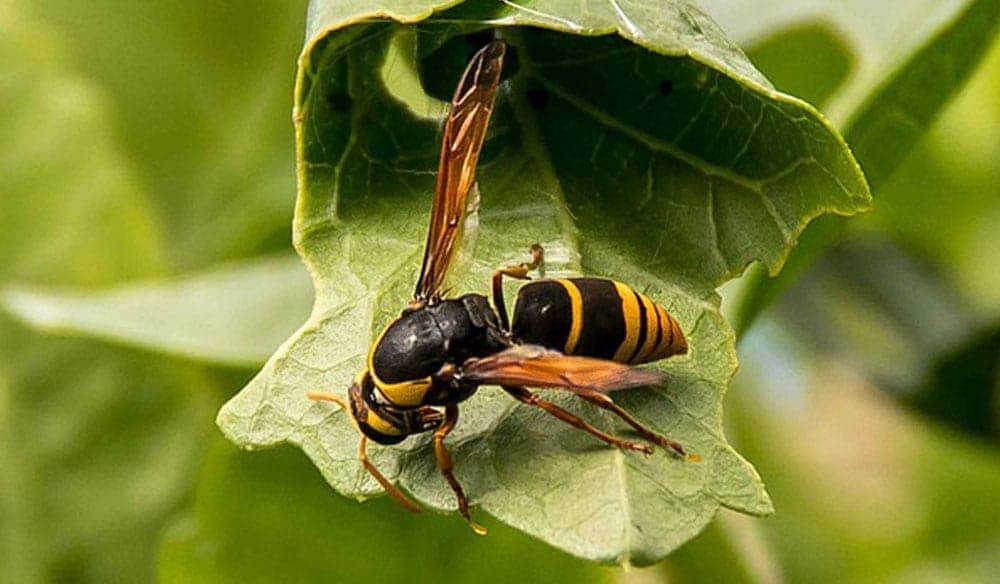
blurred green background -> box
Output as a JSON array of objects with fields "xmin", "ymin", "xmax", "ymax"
[{"xmin": 1, "ymin": 1, "xmax": 997, "ymax": 582}]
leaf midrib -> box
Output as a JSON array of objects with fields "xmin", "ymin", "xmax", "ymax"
[{"xmin": 505, "ymin": 31, "xmax": 636, "ymax": 559}]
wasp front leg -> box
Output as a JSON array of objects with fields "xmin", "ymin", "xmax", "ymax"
[
  {"xmin": 357, "ymin": 436, "xmax": 422, "ymax": 513},
  {"xmin": 308, "ymin": 389, "xmax": 424, "ymax": 513},
  {"xmin": 434, "ymin": 403, "xmax": 487, "ymax": 535},
  {"xmin": 308, "ymin": 376, "xmax": 442, "ymax": 514},
  {"xmin": 492, "ymin": 243, "xmax": 544, "ymax": 331}
]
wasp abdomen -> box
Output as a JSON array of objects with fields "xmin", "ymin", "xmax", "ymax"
[{"xmin": 511, "ymin": 278, "xmax": 686, "ymax": 365}]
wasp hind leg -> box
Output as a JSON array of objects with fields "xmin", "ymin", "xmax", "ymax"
[
  {"xmin": 492, "ymin": 243, "xmax": 544, "ymax": 331},
  {"xmin": 434, "ymin": 403, "xmax": 487, "ymax": 535},
  {"xmin": 574, "ymin": 389, "xmax": 686, "ymax": 457},
  {"xmin": 502, "ymin": 385, "xmax": 653, "ymax": 454}
]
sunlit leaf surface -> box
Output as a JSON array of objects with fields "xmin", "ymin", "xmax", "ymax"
[
  {"xmin": 0, "ymin": 8, "xmax": 212, "ymax": 582},
  {"xmin": 3, "ymin": 256, "xmax": 311, "ymax": 367}
]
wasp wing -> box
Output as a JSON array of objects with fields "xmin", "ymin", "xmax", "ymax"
[
  {"xmin": 438, "ymin": 181, "xmax": 480, "ymax": 298},
  {"xmin": 413, "ymin": 40, "xmax": 505, "ymax": 301},
  {"xmin": 459, "ymin": 345, "xmax": 664, "ymax": 393}
]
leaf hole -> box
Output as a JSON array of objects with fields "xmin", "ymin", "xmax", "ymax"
[
  {"xmin": 526, "ymin": 87, "xmax": 551, "ymax": 112},
  {"xmin": 463, "ymin": 29, "xmax": 496, "ymax": 49},
  {"xmin": 326, "ymin": 91, "xmax": 352, "ymax": 113},
  {"xmin": 501, "ymin": 43, "xmax": 520, "ymax": 82}
]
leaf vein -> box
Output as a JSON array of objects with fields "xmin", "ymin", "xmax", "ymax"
[{"xmin": 537, "ymin": 76, "xmax": 772, "ymax": 192}]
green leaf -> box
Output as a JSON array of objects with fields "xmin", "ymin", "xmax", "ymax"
[
  {"xmin": 710, "ymin": 0, "xmax": 1000, "ymax": 335},
  {"xmin": 158, "ymin": 438, "xmax": 611, "ymax": 583},
  {"xmin": 3, "ymin": 255, "xmax": 312, "ymax": 367},
  {"xmin": 0, "ymin": 8, "xmax": 213, "ymax": 582},
  {"xmin": 219, "ymin": 1, "xmax": 869, "ymax": 565},
  {"xmin": 729, "ymin": 320, "xmax": 1000, "ymax": 582},
  {"xmin": 25, "ymin": 0, "xmax": 309, "ymax": 268},
  {"xmin": 0, "ymin": 332, "xmax": 214, "ymax": 583},
  {"xmin": 0, "ymin": 20, "xmax": 161, "ymax": 286},
  {"xmin": 776, "ymin": 237, "xmax": 978, "ymax": 392},
  {"xmin": 666, "ymin": 510, "xmax": 784, "ymax": 584},
  {"xmin": 734, "ymin": 23, "xmax": 854, "ymax": 109},
  {"xmin": 704, "ymin": 0, "xmax": 999, "ymax": 130},
  {"xmin": 907, "ymin": 322, "xmax": 1000, "ymax": 441}
]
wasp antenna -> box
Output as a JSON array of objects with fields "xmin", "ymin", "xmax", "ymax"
[
  {"xmin": 309, "ymin": 392, "xmax": 423, "ymax": 511},
  {"xmin": 306, "ymin": 391, "xmax": 350, "ymax": 410}
]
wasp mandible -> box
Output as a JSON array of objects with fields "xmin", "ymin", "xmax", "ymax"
[{"xmin": 309, "ymin": 40, "xmax": 689, "ymax": 534}]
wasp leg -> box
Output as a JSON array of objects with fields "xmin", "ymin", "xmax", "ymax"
[
  {"xmin": 308, "ymin": 393, "xmax": 422, "ymax": 511},
  {"xmin": 434, "ymin": 403, "xmax": 487, "ymax": 535},
  {"xmin": 492, "ymin": 243, "xmax": 544, "ymax": 331},
  {"xmin": 575, "ymin": 389, "xmax": 685, "ymax": 457},
  {"xmin": 502, "ymin": 385, "xmax": 653, "ymax": 454},
  {"xmin": 359, "ymin": 436, "xmax": 422, "ymax": 513},
  {"xmin": 308, "ymin": 389, "xmax": 425, "ymax": 512}
]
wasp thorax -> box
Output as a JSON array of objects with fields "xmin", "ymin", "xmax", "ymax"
[{"xmin": 368, "ymin": 295, "xmax": 508, "ymax": 408}]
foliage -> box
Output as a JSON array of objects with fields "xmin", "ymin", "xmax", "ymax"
[
  {"xmin": 214, "ymin": 0, "xmax": 877, "ymax": 563},
  {"xmin": 0, "ymin": 7, "xmax": 213, "ymax": 581},
  {"xmin": 1, "ymin": 0, "xmax": 997, "ymax": 580},
  {"xmin": 5, "ymin": 256, "xmax": 311, "ymax": 367},
  {"xmin": 158, "ymin": 437, "xmax": 611, "ymax": 583},
  {"xmin": 716, "ymin": 0, "xmax": 1000, "ymax": 334}
]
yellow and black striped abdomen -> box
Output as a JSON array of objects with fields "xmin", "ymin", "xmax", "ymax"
[{"xmin": 511, "ymin": 278, "xmax": 687, "ymax": 365}]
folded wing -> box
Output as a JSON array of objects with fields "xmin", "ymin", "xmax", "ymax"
[
  {"xmin": 459, "ymin": 345, "xmax": 664, "ymax": 392},
  {"xmin": 414, "ymin": 41, "xmax": 505, "ymax": 301}
]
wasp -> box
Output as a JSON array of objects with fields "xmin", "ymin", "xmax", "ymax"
[{"xmin": 309, "ymin": 40, "xmax": 689, "ymax": 534}]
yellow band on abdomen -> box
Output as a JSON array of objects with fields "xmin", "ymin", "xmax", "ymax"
[
  {"xmin": 558, "ymin": 279, "xmax": 584, "ymax": 354},
  {"xmin": 613, "ymin": 281, "xmax": 641, "ymax": 362},
  {"xmin": 633, "ymin": 292, "xmax": 661, "ymax": 363}
]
